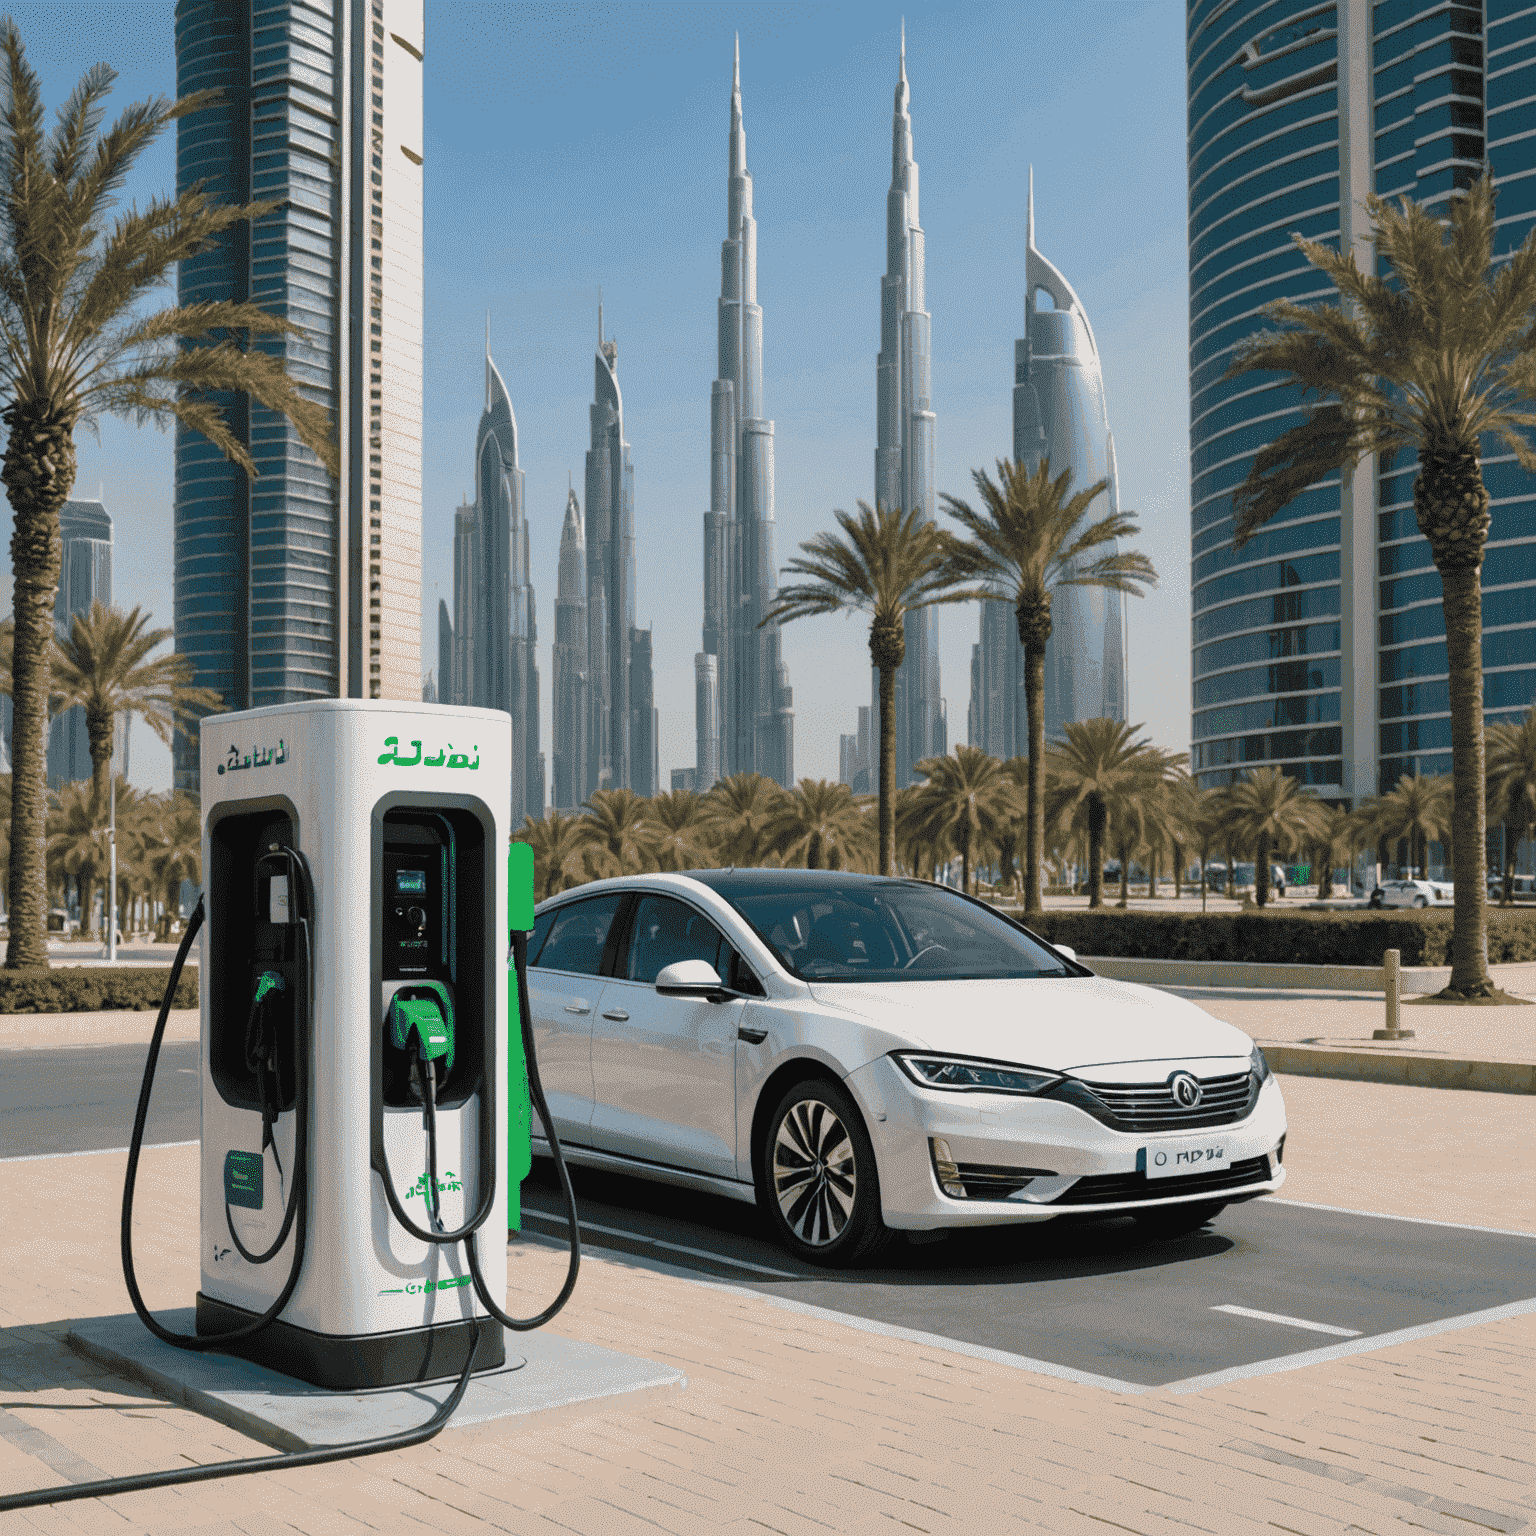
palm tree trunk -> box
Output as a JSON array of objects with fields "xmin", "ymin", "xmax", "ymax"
[
  {"xmin": 1172, "ymin": 842, "xmax": 1183, "ymax": 900},
  {"xmin": 877, "ymin": 661, "xmax": 896, "ymax": 877},
  {"xmin": 1117, "ymin": 840, "xmax": 1130, "ymax": 907},
  {"xmin": 1256, "ymin": 835, "xmax": 1271, "ymax": 908},
  {"xmin": 4, "ymin": 401, "xmax": 78, "ymax": 968},
  {"xmin": 1087, "ymin": 796, "xmax": 1106, "ymax": 909},
  {"xmin": 1023, "ymin": 643, "xmax": 1045, "ymax": 914},
  {"xmin": 86, "ymin": 706, "xmax": 114, "ymax": 809},
  {"xmin": 1505, "ymin": 825, "xmax": 1519, "ymax": 905}
]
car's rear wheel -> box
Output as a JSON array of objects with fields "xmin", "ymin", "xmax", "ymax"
[
  {"xmin": 1413, "ymin": 895, "xmax": 1428, "ymax": 908},
  {"xmin": 758, "ymin": 1079, "xmax": 892, "ymax": 1267},
  {"xmin": 1131, "ymin": 1200, "xmax": 1226, "ymax": 1241}
]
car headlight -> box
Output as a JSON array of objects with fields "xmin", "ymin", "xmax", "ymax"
[
  {"xmin": 1249, "ymin": 1044, "xmax": 1272, "ymax": 1085},
  {"xmin": 892, "ymin": 1051, "xmax": 1061, "ymax": 1096}
]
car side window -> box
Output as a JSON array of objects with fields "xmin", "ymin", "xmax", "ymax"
[
  {"xmin": 624, "ymin": 896, "xmax": 725, "ymax": 985},
  {"xmin": 534, "ymin": 893, "xmax": 624, "ymax": 977}
]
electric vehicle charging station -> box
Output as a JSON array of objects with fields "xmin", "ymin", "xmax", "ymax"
[
  {"xmin": 197, "ymin": 699, "xmax": 516, "ymax": 1387},
  {"xmin": 0, "ymin": 697, "xmax": 588, "ymax": 1516}
]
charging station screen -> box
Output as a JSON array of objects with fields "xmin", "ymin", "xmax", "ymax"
[{"xmin": 394, "ymin": 869, "xmax": 427, "ymax": 895}]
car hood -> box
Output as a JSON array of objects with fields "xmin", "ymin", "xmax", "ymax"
[{"xmin": 807, "ymin": 974, "xmax": 1254, "ymax": 1073}]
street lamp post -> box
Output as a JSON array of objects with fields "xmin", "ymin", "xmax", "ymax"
[{"xmin": 107, "ymin": 713, "xmax": 118, "ymax": 963}]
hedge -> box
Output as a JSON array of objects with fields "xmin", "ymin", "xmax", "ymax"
[
  {"xmin": 1013, "ymin": 910, "xmax": 1536, "ymax": 968},
  {"xmin": 0, "ymin": 966, "xmax": 199, "ymax": 1014}
]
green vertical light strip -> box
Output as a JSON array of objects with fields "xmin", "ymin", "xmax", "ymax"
[{"xmin": 506, "ymin": 841, "xmax": 536, "ymax": 1231}]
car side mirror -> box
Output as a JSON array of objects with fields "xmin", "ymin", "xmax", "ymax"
[
  {"xmin": 655, "ymin": 959, "xmax": 727, "ymax": 1000},
  {"xmin": 1053, "ymin": 944, "xmax": 1076, "ymax": 965}
]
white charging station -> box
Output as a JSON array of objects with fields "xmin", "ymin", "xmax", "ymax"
[{"xmin": 197, "ymin": 699, "xmax": 512, "ymax": 1389}]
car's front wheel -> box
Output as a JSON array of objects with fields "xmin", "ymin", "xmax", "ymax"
[
  {"xmin": 758, "ymin": 1079, "xmax": 893, "ymax": 1267},
  {"xmin": 1131, "ymin": 1200, "xmax": 1227, "ymax": 1242}
]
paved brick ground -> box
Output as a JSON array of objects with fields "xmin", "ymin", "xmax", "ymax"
[{"xmin": 3, "ymin": 1073, "xmax": 1533, "ymax": 1534}]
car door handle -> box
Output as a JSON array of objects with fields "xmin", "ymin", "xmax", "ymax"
[
  {"xmin": 563, "ymin": 1003, "xmax": 590, "ymax": 1015},
  {"xmin": 601, "ymin": 1009, "xmax": 629, "ymax": 1022},
  {"xmin": 738, "ymin": 1025, "xmax": 767, "ymax": 1044}
]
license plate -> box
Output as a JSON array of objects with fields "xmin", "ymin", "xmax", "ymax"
[{"xmin": 1144, "ymin": 1139, "xmax": 1230, "ymax": 1179}]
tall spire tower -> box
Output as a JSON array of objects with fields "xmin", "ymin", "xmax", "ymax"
[
  {"xmin": 697, "ymin": 37, "xmax": 794, "ymax": 791},
  {"xmin": 874, "ymin": 23, "xmax": 941, "ymax": 786}
]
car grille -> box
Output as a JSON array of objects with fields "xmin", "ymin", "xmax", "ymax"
[
  {"xmin": 1072, "ymin": 1070, "xmax": 1256, "ymax": 1132},
  {"xmin": 1050, "ymin": 1155, "xmax": 1272, "ymax": 1206}
]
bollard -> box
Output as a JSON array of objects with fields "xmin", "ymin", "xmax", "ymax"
[{"xmin": 1373, "ymin": 946, "xmax": 1415, "ymax": 1040}]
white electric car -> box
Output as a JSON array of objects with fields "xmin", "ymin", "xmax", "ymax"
[{"xmin": 525, "ymin": 870, "xmax": 1288, "ymax": 1266}]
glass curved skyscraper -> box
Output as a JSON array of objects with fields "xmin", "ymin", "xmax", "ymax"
[
  {"xmin": 970, "ymin": 174, "xmax": 1127, "ymax": 757},
  {"xmin": 1187, "ymin": 0, "xmax": 1536, "ymax": 804}
]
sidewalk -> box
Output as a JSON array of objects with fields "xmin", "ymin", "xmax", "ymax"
[{"xmin": 2, "ymin": 1074, "xmax": 1533, "ymax": 1534}]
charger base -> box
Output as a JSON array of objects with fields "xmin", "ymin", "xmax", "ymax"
[{"xmin": 195, "ymin": 1292, "xmax": 505, "ymax": 1390}]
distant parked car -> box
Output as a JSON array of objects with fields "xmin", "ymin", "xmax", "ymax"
[
  {"xmin": 1370, "ymin": 878, "xmax": 1453, "ymax": 909},
  {"xmin": 1232, "ymin": 863, "xmax": 1287, "ymax": 896},
  {"xmin": 1488, "ymin": 874, "xmax": 1536, "ymax": 902}
]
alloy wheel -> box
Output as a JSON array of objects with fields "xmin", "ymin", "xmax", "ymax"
[{"xmin": 772, "ymin": 1097, "xmax": 856, "ymax": 1247}]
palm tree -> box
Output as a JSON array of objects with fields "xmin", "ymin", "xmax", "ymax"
[
  {"xmin": 51, "ymin": 603, "xmax": 223, "ymax": 807},
  {"xmin": 516, "ymin": 810, "xmax": 599, "ymax": 902},
  {"xmin": 906, "ymin": 746, "xmax": 1013, "ymax": 897},
  {"xmin": 644, "ymin": 789, "xmax": 716, "ymax": 872},
  {"xmin": 1046, "ymin": 720, "xmax": 1183, "ymax": 909},
  {"xmin": 1222, "ymin": 768, "xmax": 1322, "ymax": 908},
  {"xmin": 1487, "ymin": 708, "xmax": 1536, "ymax": 905},
  {"xmin": 1372, "ymin": 772, "xmax": 1453, "ymax": 879},
  {"xmin": 767, "ymin": 779, "xmax": 872, "ymax": 871},
  {"xmin": 46, "ymin": 780, "xmax": 108, "ymax": 936},
  {"xmin": 0, "ymin": 28, "xmax": 339, "ymax": 969},
  {"xmin": 1185, "ymin": 785, "xmax": 1229, "ymax": 915},
  {"xmin": 1306, "ymin": 802, "xmax": 1356, "ymax": 899},
  {"xmin": 702, "ymin": 772, "xmax": 789, "ymax": 867},
  {"xmin": 992, "ymin": 756, "xmax": 1029, "ymax": 899},
  {"xmin": 579, "ymin": 788, "xmax": 656, "ymax": 876},
  {"xmin": 940, "ymin": 458, "xmax": 1157, "ymax": 913},
  {"xmin": 141, "ymin": 790, "xmax": 200, "ymax": 940},
  {"xmin": 763, "ymin": 502, "xmax": 968, "ymax": 875},
  {"xmin": 1224, "ymin": 173, "xmax": 1536, "ymax": 997}
]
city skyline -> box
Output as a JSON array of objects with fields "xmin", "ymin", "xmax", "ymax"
[{"xmin": 13, "ymin": 3, "xmax": 1192, "ymax": 798}]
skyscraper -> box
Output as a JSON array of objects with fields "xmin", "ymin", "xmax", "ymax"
[
  {"xmin": 697, "ymin": 40, "xmax": 795, "ymax": 793},
  {"xmin": 875, "ymin": 26, "xmax": 942, "ymax": 787},
  {"xmin": 1187, "ymin": 0, "xmax": 1536, "ymax": 805},
  {"xmin": 552, "ymin": 486, "xmax": 589, "ymax": 811},
  {"xmin": 172, "ymin": 0, "xmax": 424, "ymax": 788},
  {"xmin": 48, "ymin": 499, "xmax": 114, "ymax": 788},
  {"xmin": 440, "ymin": 341, "xmax": 542, "ymax": 825},
  {"xmin": 970, "ymin": 173, "xmax": 1128, "ymax": 758},
  {"xmin": 584, "ymin": 305, "xmax": 655, "ymax": 795}
]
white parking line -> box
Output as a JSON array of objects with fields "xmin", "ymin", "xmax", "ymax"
[
  {"xmin": 520, "ymin": 1208, "xmax": 793, "ymax": 1277},
  {"xmin": 1212, "ymin": 1303, "xmax": 1362, "ymax": 1337}
]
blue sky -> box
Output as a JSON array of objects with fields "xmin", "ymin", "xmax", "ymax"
[{"xmin": 6, "ymin": 0, "xmax": 1191, "ymax": 795}]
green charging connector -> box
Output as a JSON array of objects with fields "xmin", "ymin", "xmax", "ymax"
[
  {"xmin": 387, "ymin": 981, "xmax": 455, "ymax": 1072},
  {"xmin": 252, "ymin": 970, "xmax": 286, "ymax": 1007}
]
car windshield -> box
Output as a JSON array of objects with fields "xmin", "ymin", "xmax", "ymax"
[{"xmin": 717, "ymin": 879, "xmax": 1074, "ymax": 983}]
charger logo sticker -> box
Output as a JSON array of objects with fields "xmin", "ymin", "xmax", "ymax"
[
  {"xmin": 377, "ymin": 1276, "xmax": 471, "ymax": 1296},
  {"xmin": 224, "ymin": 1150, "xmax": 263, "ymax": 1210},
  {"xmin": 406, "ymin": 1171, "xmax": 462, "ymax": 1198},
  {"xmin": 378, "ymin": 736, "xmax": 479, "ymax": 769}
]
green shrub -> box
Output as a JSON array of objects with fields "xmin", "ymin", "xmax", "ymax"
[
  {"xmin": 0, "ymin": 966, "xmax": 199, "ymax": 1014},
  {"xmin": 1015, "ymin": 910, "xmax": 1536, "ymax": 967}
]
